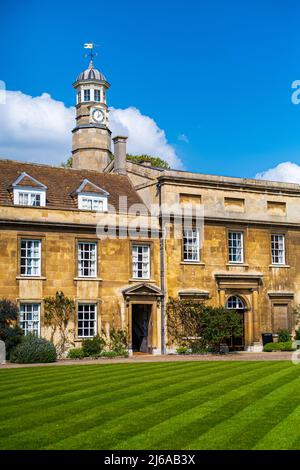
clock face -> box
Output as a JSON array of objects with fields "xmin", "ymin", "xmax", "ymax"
[{"xmin": 91, "ymin": 108, "xmax": 105, "ymax": 123}]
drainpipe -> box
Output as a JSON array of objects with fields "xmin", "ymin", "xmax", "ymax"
[{"xmin": 158, "ymin": 180, "xmax": 166, "ymax": 354}]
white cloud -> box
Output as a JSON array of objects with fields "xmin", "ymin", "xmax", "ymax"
[
  {"xmin": 0, "ymin": 90, "xmax": 182, "ymax": 168},
  {"xmin": 109, "ymin": 107, "xmax": 182, "ymax": 168},
  {"xmin": 255, "ymin": 162, "xmax": 300, "ymax": 184}
]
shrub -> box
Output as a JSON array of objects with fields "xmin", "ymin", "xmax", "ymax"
[
  {"xmin": 190, "ymin": 339, "xmax": 208, "ymax": 354},
  {"xmin": 82, "ymin": 335, "xmax": 105, "ymax": 357},
  {"xmin": 295, "ymin": 329, "xmax": 300, "ymax": 341},
  {"xmin": 176, "ymin": 346, "xmax": 188, "ymax": 355},
  {"xmin": 67, "ymin": 348, "xmax": 85, "ymax": 359},
  {"xmin": 10, "ymin": 334, "xmax": 57, "ymax": 363},
  {"xmin": 108, "ymin": 328, "xmax": 128, "ymax": 354},
  {"xmin": 0, "ymin": 299, "xmax": 24, "ymax": 358},
  {"xmin": 277, "ymin": 329, "xmax": 291, "ymax": 343},
  {"xmin": 101, "ymin": 351, "xmax": 119, "ymax": 358},
  {"xmin": 263, "ymin": 341, "xmax": 295, "ymax": 352}
]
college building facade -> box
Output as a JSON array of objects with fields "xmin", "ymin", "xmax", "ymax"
[{"xmin": 0, "ymin": 58, "xmax": 299, "ymax": 354}]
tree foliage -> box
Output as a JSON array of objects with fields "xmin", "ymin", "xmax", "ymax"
[
  {"xmin": 44, "ymin": 291, "xmax": 75, "ymax": 357},
  {"xmin": 61, "ymin": 154, "xmax": 170, "ymax": 170},
  {"xmin": 126, "ymin": 154, "xmax": 170, "ymax": 169},
  {"xmin": 0, "ymin": 299, "xmax": 24, "ymax": 358},
  {"xmin": 167, "ymin": 298, "xmax": 243, "ymax": 352}
]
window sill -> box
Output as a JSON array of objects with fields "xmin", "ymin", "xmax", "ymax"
[
  {"xmin": 269, "ymin": 264, "xmax": 290, "ymax": 269},
  {"xmin": 180, "ymin": 261, "xmax": 205, "ymax": 266},
  {"xmin": 74, "ymin": 277, "xmax": 103, "ymax": 281},
  {"xmin": 129, "ymin": 278, "xmax": 156, "ymax": 282},
  {"xmin": 226, "ymin": 263, "xmax": 249, "ymax": 267},
  {"xmin": 16, "ymin": 276, "xmax": 46, "ymax": 280}
]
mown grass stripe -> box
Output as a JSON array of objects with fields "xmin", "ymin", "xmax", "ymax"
[
  {"xmin": 44, "ymin": 363, "xmax": 282, "ymax": 450},
  {"xmin": 0, "ymin": 362, "xmax": 257, "ymax": 448},
  {"xmin": 186, "ymin": 371, "xmax": 300, "ymax": 449},
  {"xmin": 114, "ymin": 363, "xmax": 295, "ymax": 450}
]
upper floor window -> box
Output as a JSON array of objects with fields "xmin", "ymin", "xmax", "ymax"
[
  {"xmin": 78, "ymin": 304, "xmax": 97, "ymax": 338},
  {"xmin": 271, "ymin": 234, "xmax": 285, "ymax": 265},
  {"xmin": 78, "ymin": 242, "xmax": 97, "ymax": 277},
  {"xmin": 84, "ymin": 89, "xmax": 90, "ymax": 102},
  {"xmin": 228, "ymin": 231, "xmax": 244, "ymax": 263},
  {"xmin": 94, "ymin": 89, "xmax": 101, "ymax": 102},
  {"xmin": 20, "ymin": 239, "xmax": 41, "ymax": 277},
  {"xmin": 16, "ymin": 190, "xmax": 43, "ymax": 207},
  {"xmin": 19, "ymin": 303, "xmax": 40, "ymax": 336},
  {"xmin": 132, "ymin": 244, "xmax": 150, "ymax": 279},
  {"xmin": 78, "ymin": 195, "xmax": 105, "ymax": 212},
  {"xmin": 183, "ymin": 229, "xmax": 200, "ymax": 262}
]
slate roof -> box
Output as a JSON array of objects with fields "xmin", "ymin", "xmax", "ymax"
[{"xmin": 0, "ymin": 159, "xmax": 144, "ymax": 212}]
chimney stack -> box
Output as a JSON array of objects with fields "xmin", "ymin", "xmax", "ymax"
[{"xmin": 113, "ymin": 136, "xmax": 128, "ymax": 175}]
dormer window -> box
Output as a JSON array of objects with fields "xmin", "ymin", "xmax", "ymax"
[
  {"xmin": 84, "ymin": 89, "xmax": 90, "ymax": 102},
  {"xmin": 12, "ymin": 173, "xmax": 47, "ymax": 207},
  {"xmin": 16, "ymin": 190, "xmax": 42, "ymax": 207},
  {"xmin": 94, "ymin": 89, "xmax": 101, "ymax": 102},
  {"xmin": 75, "ymin": 179, "xmax": 109, "ymax": 212}
]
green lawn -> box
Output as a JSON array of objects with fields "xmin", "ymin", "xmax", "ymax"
[{"xmin": 1, "ymin": 361, "xmax": 300, "ymax": 450}]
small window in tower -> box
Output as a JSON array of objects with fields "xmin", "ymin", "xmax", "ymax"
[
  {"xmin": 77, "ymin": 92, "xmax": 81, "ymax": 104},
  {"xmin": 94, "ymin": 89, "xmax": 101, "ymax": 102},
  {"xmin": 84, "ymin": 89, "xmax": 90, "ymax": 102},
  {"xmin": 103, "ymin": 89, "xmax": 106, "ymax": 103}
]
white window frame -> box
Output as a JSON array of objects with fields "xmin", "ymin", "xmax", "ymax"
[
  {"xmin": 228, "ymin": 231, "xmax": 244, "ymax": 264},
  {"xmin": 83, "ymin": 89, "xmax": 90, "ymax": 102},
  {"xmin": 94, "ymin": 89, "xmax": 101, "ymax": 102},
  {"xmin": 271, "ymin": 234, "xmax": 285, "ymax": 265},
  {"xmin": 78, "ymin": 242, "xmax": 97, "ymax": 278},
  {"xmin": 20, "ymin": 239, "xmax": 42, "ymax": 277},
  {"xmin": 183, "ymin": 229, "xmax": 200, "ymax": 262},
  {"xmin": 78, "ymin": 193, "xmax": 107, "ymax": 212},
  {"xmin": 132, "ymin": 244, "xmax": 150, "ymax": 279},
  {"xmin": 14, "ymin": 187, "xmax": 46, "ymax": 207},
  {"xmin": 19, "ymin": 303, "xmax": 40, "ymax": 336},
  {"xmin": 77, "ymin": 303, "xmax": 97, "ymax": 338}
]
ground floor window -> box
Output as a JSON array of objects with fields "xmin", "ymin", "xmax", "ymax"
[
  {"xmin": 78, "ymin": 304, "xmax": 97, "ymax": 338},
  {"xmin": 19, "ymin": 303, "xmax": 40, "ymax": 336}
]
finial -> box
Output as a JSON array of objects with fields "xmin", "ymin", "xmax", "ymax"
[{"xmin": 84, "ymin": 43, "xmax": 99, "ymax": 65}]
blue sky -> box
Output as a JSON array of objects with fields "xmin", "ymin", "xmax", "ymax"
[{"xmin": 1, "ymin": 0, "xmax": 300, "ymax": 179}]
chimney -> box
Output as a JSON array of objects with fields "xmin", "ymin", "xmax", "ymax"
[{"xmin": 113, "ymin": 136, "xmax": 128, "ymax": 175}]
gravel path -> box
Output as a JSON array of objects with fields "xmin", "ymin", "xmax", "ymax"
[{"xmin": 0, "ymin": 351, "xmax": 297, "ymax": 368}]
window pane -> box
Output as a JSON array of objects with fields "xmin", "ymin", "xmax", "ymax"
[
  {"xmin": 228, "ymin": 232, "xmax": 243, "ymax": 263},
  {"xmin": 132, "ymin": 245, "xmax": 150, "ymax": 278},
  {"xmin": 20, "ymin": 240, "xmax": 41, "ymax": 276},
  {"xmin": 78, "ymin": 304, "xmax": 96, "ymax": 337},
  {"xmin": 183, "ymin": 229, "xmax": 199, "ymax": 262},
  {"xmin": 78, "ymin": 242, "xmax": 97, "ymax": 277},
  {"xmin": 84, "ymin": 89, "xmax": 90, "ymax": 101},
  {"xmin": 19, "ymin": 304, "xmax": 40, "ymax": 336},
  {"xmin": 271, "ymin": 234, "xmax": 285, "ymax": 264}
]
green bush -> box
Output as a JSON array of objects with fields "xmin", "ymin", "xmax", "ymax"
[
  {"xmin": 176, "ymin": 346, "xmax": 188, "ymax": 355},
  {"xmin": 101, "ymin": 351, "xmax": 119, "ymax": 358},
  {"xmin": 109, "ymin": 328, "xmax": 128, "ymax": 354},
  {"xmin": 10, "ymin": 334, "xmax": 57, "ymax": 363},
  {"xmin": 263, "ymin": 341, "xmax": 295, "ymax": 352},
  {"xmin": 82, "ymin": 335, "xmax": 105, "ymax": 357},
  {"xmin": 277, "ymin": 329, "xmax": 291, "ymax": 343},
  {"xmin": 295, "ymin": 329, "xmax": 300, "ymax": 341},
  {"xmin": 67, "ymin": 348, "xmax": 85, "ymax": 359},
  {"xmin": 190, "ymin": 339, "xmax": 207, "ymax": 354},
  {"xmin": 0, "ymin": 299, "xmax": 24, "ymax": 358}
]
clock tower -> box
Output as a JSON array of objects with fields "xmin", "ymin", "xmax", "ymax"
[{"xmin": 72, "ymin": 55, "xmax": 112, "ymax": 172}]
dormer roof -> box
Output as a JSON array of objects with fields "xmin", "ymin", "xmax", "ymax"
[
  {"xmin": 12, "ymin": 172, "xmax": 48, "ymax": 190},
  {"xmin": 75, "ymin": 178, "xmax": 109, "ymax": 196}
]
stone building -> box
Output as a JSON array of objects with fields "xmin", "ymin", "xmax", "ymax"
[{"xmin": 0, "ymin": 57, "xmax": 298, "ymax": 354}]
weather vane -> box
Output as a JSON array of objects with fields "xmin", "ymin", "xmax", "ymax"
[{"xmin": 84, "ymin": 43, "xmax": 99, "ymax": 62}]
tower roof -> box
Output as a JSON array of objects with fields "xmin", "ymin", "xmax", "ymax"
[{"xmin": 76, "ymin": 61, "xmax": 107, "ymax": 82}]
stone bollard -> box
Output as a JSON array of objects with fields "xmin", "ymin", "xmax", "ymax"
[{"xmin": 0, "ymin": 340, "xmax": 6, "ymax": 365}]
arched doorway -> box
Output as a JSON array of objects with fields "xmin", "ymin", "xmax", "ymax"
[{"xmin": 226, "ymin": 295, "xmax": 245, "ymax": 351}]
